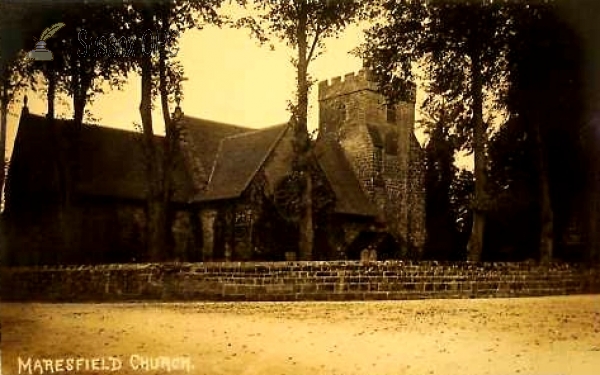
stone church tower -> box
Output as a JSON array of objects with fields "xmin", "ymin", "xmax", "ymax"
[{"xmin": 318, "ymin": 69, "xmax": 426, "ymax": 254}]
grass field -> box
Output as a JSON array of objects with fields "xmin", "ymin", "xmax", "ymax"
[{"xmin": 2, "ymin": 295, "xmax": 600, "ymax": 375}]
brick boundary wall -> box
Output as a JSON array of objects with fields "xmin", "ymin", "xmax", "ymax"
[{"xmin": 1, "ymin": 261, "xmax": 599, "ymax": 302}]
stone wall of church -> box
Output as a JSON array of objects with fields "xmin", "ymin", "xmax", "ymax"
[
  {"xmin": 2, "ymin": 201, "xmax": 143, "ymax": 265},
  {"xmin": 171, "ymin": 209, "xmax": 199, "ymax": 262},
  {"xmin": 1, "ymin": 204, "xmax": 67, "ymax": 266},
  {"xmin": 1, "ymin": 200, "xmax": 199, "ymax": 266}
]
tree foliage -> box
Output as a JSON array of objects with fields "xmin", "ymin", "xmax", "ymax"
[
  {"xmin": 486, "ymin": 115, "xmax": 540, "ymax": 261},
  {"xmin": 0, "ymin": 2, "xmax": 42, "ymax": 212},
  {"xmin": 422, "ymin": 99, "xmax": 460, "ymax": 260},
  {"xmin": 125, "ymin": 0, "xmax": 232, "ymax": 261},
  {"xmin": 362, "ymin": 0, "xmax": 518, "ymax": 261},
  {"xmin": 490, "ymin": 1, "xmax": 586, "ymax": 262},
  {"xmin": 238, "ymin": 0, "xmax": 367, "ymax": 260},
  {"xmin": 17, "ymin": 1, "xmax": 133, "ymax": 124}
]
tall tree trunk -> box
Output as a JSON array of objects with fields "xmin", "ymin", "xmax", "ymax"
[
  {"xmin": 466, "ymin": 51, "xmax": 487, "ymax": 262},
  {"xmin": 139, "ymin": 38, "xmax": 164, "ymax": 262},
  {"xmin": 66, "ymin": 59, "xmax": 92, "ymax": 264},
  {"xmin": 71, "ymin": 63, "xmax": 92, "ymax": 189},
  {"xmin": 589, "ymin": 153, "xmax": 600, "ymax": 265},
  {"xmin": 158, "ymin": 6, "xmax": 175, "ymax": 260},
  {"xmin": 71, "ymin": 51, "xmax": 93, "ymax": 130},
  {"xmin": 296, "ymin": 0, "xmax": 313, "ymax": 261},
  {"xmin": 532, "ymin": 117, "xmax": 554, "ymax": 263},
  {"xmin": 72, "ymin": 55, "xmax": 83, "ymax": 129},
  {"xmin": 73, "ymin": 98, "xmax": 85, "ymax": 129},
  {"xmin": 588, "ymin": 118, "xmax": 600, "ymax": 265},
  {"xmin": 72, "ymin": 73, "xmax": 89, "ymax": 130},
  {"xmin": 46, "ymin": 68, "xmax": 74, "ymax": 262},
  {"xmin": 0, "ymin": 80, "xmax": 8, "ymax": 203},
  {"xmin": 47, "ymin": 70, "xmax": 56, "ymax": 120}
]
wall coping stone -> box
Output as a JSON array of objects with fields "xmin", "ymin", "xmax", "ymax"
[{"xmin": 0, "ymin": 261, "xmax": 591, "ymax": 273}]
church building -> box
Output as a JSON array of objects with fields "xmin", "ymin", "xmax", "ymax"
[{"xmin": 1, "ymin": 69, "xmax": 426, "ymax": 265}]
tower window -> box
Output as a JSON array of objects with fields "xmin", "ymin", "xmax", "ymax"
[
  {"xmin": 387, "ymin": 104, "xmax": 396, "ymax": 123},
  {"xmin": 385, "ymin": 133, "xmax": 398, "ymax": 155},
  {"xmin": 339, "ymin": 103, "xmax": 348, "ymax": 120},
  {"xmin": 374, "ymin": 147, "xmax": 383, "ymax": 173}
]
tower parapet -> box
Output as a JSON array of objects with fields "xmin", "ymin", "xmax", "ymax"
[
  {"xmin": 318, "ymin": 69, "xmax": 417, "ymax": 104},
  {"xmin": 318, "ymin": 69, "xmax": 379, "ymax": 101}
]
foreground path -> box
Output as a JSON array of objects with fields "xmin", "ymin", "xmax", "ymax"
[{"xmin": 2, "ymin": 296, "xmax": 600, "ymax": 375}]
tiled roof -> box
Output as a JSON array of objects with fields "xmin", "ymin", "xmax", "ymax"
[
  {"xmin": 6, "ymin": 112, "xmax": 195, "ymax": 203},
  {"xmin": 314, "ymin": 138, "xmax": 378, "ymax": 217},
  {"xmin": 180, "ymin": 116, "xmax": 252, "ymax": 178},
  {"xmin": 195, "ymin": 124, "xmax": 289, "ymax": 202},
  {"xmin": 366, "ymin": 124, "xmax": 383, "ymax": 147}
]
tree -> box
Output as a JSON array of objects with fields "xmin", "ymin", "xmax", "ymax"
[
  {"xmin": 23, "ymin": 1, "xmax": 133, "ymax": 125},
  {"xmin": 361, "ymin": 0, "xmax": 513, "ymax": 261},
  {"xmin": 421, "ymin": 96, "xmax": 462, "ymax": 260},
  {"xmin": 501, "ymin": 1, "xmax": 585, "ymax": 263},
  {"xmin": 129, "ymin": 0, "xmax": 228, "ymax": 261},
  {"xmin": 450, "ymin": 168, "xmax": 474, "ymax": 258},
  {"xmin": 238, "ymin": 0, "xmax": 367, "ymax": 260},
  {"xmin": 0, "ymin": 2, "xmax": 34, "ymax": 208},
  {"xmin": 486, "ymin": 115, "xmax": 540, "ymax": 261},
  {"xmin": 0, "ymin": 57, "xmax": 31, "ymax": 206}
]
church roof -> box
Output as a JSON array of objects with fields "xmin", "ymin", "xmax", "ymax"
[
  {"xmin": 7, "ymin": 110, "xmax": 381, "ymax": 219},
  {"xmin": 180, "ymin": 116, "xmax": 252, "ymax": 178},
  {"xmin": 195, "ymin": 124, "xmax": 289, "ymax": 202},
  {"xmin": 366, "ymin": 124, "xmax": 384, "ymax": 147},
  {"xmin": 314, "ymin": 138, "xmax": 378, "ymax": 217},
  {"xmin": 6, "ymin": 112, "xmax": 195, "ymax": 203}
]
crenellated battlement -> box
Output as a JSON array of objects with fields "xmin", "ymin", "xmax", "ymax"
[
  {"xmin": 319, "ymin": 69, "xmax": 417, "ymax": 104},
  {"xmin": 318, "ymin": 69, "xmax": 379, "ymax": 101}
]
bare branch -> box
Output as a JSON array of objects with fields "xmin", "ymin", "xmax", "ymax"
[{"xmin": 306, "ymin": 24, "xmax": 325, "ymax": 66}]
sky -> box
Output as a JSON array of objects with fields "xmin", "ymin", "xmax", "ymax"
[{"xmin": 6, "ymin": 5, "xmax": 471, "ymax": 168}]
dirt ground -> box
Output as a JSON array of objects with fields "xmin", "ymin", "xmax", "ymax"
[{"xmin": 1, "ymin": 295, "xmax": 599, "ymax": 375}]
